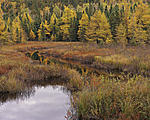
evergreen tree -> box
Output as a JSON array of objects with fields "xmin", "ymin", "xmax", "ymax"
[
  {"xmin": 69, "ymin": 17, "xmax": 78, "ymax": 42},
  {"xmin": 122, "ymin": 4, "xmax": 130, "ymax": 43},
  {"xmin": 109, "ymin": 4, "xmax": 113, "ymax": 14},
  {"xmin": 134, "ymin": 24, "xmax": 147, "ymax": 44},
  {"xmin": 21, "ymin": 12, "xmax": 34, "ymax": 40},
  {"xmin": 38, "ymin": 13, "xmax": 60, "ymax": 41},
  {"xmin": 43, "ymin": 20, "xmax": 51, "ymax": 38},
  {"xmin": 0, "ymin": 4, "xmax": 9, "ymax": 44},
  {"xmin": 115, "ymin": 23, "xmax": 127, "ymax": 46},
  {"xmin": 128, "ymin": 15, "xmax": 147, "ymax": 45},
  {"xmin": 60, "ymin": 6, "xmax": 76, "ymax": 41},
  {"xmin": 49, "ymin": 13, "xmax": 60, "ymax": 41},
  {"xmin": 37, "ymin": 22, "xmax": 47, "ymax": 41},
  {"xmin": 109, "ymin": 4, "xmax": 121, "ymax": 40},
  {"xmin": 86, "ymin": 10, "xmax": 112, "ymax": 44},
  {"xmin": 12, "ymin": 16, "xmax": 27, "ymax": 43},
  {"xmin": 0, "ymin": 0, "xmax": 150, "ymax": 45},
  {"xmin": 134, "ymin": 2, "xmax": 150, "ymax": 29},
  {"xmin": 78, "ymin": 11, "xmax": 89, "ymax": 42}
]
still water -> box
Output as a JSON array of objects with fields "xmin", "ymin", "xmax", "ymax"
[{"xmin": 0, "ymin": 86, "xmax": 70, "ymax": 120}]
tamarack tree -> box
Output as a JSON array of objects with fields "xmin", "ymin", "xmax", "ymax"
[
  {"xmin": 86, "ymin": 10, "xmax": 112, "ymax": 44},
  {"xmin": 0, "ymin": 6, "xmax": 9, "ymax": 45}
]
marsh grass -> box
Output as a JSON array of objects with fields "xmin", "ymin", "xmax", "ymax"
[
  {"xmin": 17, "ymin": 42, "xmax": 150, "ymax": 77},
  {"xmin": 0, "ymin": 48, "xmax": 82, "ymax": 93},
  {"xmin": 73, "ymin": 75, "xmax": 150, "ymax": 120},
  {"xmin": 94, "ymin": 53, "xmax": 150, "ymax": 77},
  {"xmin": 1, "ymin": 42, "xmax": 150, "ymax": 120}
]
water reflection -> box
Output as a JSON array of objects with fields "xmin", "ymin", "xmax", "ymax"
[
  {"xmin": 0, "ymin": 85, "xmax": 70, "ymax": 120},
  {"xmin": 0, "ymin": 88, "xmax": 35, "ymax": 105}
]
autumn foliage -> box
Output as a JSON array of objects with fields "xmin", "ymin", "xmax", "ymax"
[{"xmin": 0, "ymin": 0, "xmax": 150, "ymax": 46}]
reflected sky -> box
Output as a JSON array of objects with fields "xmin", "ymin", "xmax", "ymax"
[{"xmin": 0, "ymin": 86, "xmax": 70, "ymax": 120}]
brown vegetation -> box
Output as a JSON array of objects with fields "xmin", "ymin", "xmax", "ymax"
[
  {"xmin": 0, "ymin": 42, "xmax": 84, "ymax": 93},
  {"xmin": 1, "ymin": 42, "xmax": 150, "ymax": 119},
  {"xmin": 16, "ymin": 42, "xmax": 150, "ymax": 77}
]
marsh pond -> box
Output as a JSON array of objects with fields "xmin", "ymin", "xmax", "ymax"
[{"xmin": 0, "ymin": 85, "xmax": 71, "ymax": 120}]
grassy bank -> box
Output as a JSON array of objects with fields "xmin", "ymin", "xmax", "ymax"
[
  {"xmin": 0, "ymin": 56, "xmax": 83, "ymax": 93},
  {"xmin": 0, "ymin": 44, "xmax": 83, "ymax": 93}
]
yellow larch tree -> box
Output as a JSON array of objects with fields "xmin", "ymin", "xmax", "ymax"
[
  {"xmin": 134, "ymin": 24, "xmax": 148, "ymax": 44},
  {"xmin": 134, "ymin": 2, "xmax": 150, "ymax": 43},
  {"xmin": 22, "ymin": 12, "xmax": 33, "ymax": 24},
  {"xmin": 128, "ymin": 15, "xmax": 137, "ymax": 44},
  {"xmin": 21, "ymin": 12, "xmax": 34, "ymax": 40},
  {"xmin": 128, "ymin": 15, "xmax": 147, "ymax": 45},
  {"xmin": 0, "ymin": 3, "xmax": 9, "ymax": 44},
  {"xmin": 37, "ymin": 22, "xmax": 47, "ymax": 41},
  {"xmin": 12, "ymin": 16, "xmax": 27, "ymax": 43},
  {"xmin": 134, "ymin": 2, "xmax": 150, "ymax": 29},
  {"xmin": 49, "ymin": 13, "xmax": 59, "ymax": 41},
  {"xmin": 38, "ymin": 19, "xmax": 52, "ymax": 41},
  {"xmin": 122, "ymin": 4, "xmax": 130, "ymax": 39},
  {"xmin": 38, "ymin": 12, "xmax": 60, "ymax": 41},
  {"xmin": 29, "ymin": 29, "xmax": 36, "ymax": 40},
  {"xmin": 115, "ymin": 23, "xmax": 127, "ymax": 46},
  {"xmin": 43, "ymin": 20, "xmax": 51, "ymax": 36},
  {"xmin": 86, "ymin": 10, "xmax": 112, "ymax": 44},
  {"xmin": 60, "ymin": 6, "xmax": 76, "ymax": 41},
  {"xmin": 78, "ymin": 11, "xmax": 89, "ymax": 42},
  {"xmin": 50, "ymin": 13, "xmax": 58, "ymax": 25}
]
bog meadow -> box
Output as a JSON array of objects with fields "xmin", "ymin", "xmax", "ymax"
[{"xmin": 0, "ymin": 0, "xmax": 150, "ymax": 119}]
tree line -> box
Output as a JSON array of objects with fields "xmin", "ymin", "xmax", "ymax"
[{"xmin": 0, "ymin": 0, "xmax": 150, "ymax": 46}]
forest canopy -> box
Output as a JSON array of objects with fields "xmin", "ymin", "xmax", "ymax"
[{"xmin": 0, "ymin": 0, "xmax": 150, "ymax": 45}]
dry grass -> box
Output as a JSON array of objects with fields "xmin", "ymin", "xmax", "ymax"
[
  {"xmin": 14, "ymin": 42, "xmax": 150, "ymax": 77},
  {"xmin": 0, "ymin": 43, "xmax": 83, "ymax": 93}
]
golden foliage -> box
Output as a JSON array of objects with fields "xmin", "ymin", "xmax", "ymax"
[
  {"xmin": 128, "ymin": 15, "xmax": 148, "ymax": 44},
  {"xmin": 12, "ymin": 16, "xmax": 27, "ymax": 43},
  {"xmin": 115, "ymin": 23, "xmax": 127, "ymax": 46},
  {"xmin": 86, "ymin": 10, "xmax": 112, "ymax": 44},
  {"xmin": 0, "ymin": 7, "xmax": 9, "ymax": 44},
  {"xmin": 78, "ymin": 11, "xmax": 89, "ymax": 42},
  {"xmin": 60, "ymin": 6, "xmax": 76, "ymax": 40}
]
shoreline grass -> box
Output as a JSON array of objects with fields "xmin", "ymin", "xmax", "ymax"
[
  {"xmin": 0, "ymin": 57, "xmax": 82, "ymax": 93},
  {"xmin": 73, "ymin": 75, "xmax": 150, "ymax": 120}
]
